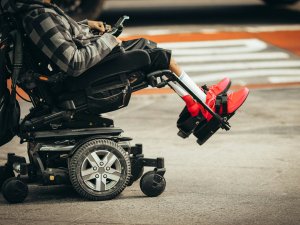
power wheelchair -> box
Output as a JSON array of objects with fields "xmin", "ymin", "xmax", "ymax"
[{"xmin": 0, "ymin": 15, "xmax": 232, "ymax": 203}]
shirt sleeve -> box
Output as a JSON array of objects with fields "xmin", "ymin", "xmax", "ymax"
[
  {"xmin": 77, "ymin": 19, "xmax": 90, "ymax": 33},
  {"xmin": 23, "ymin": 12, "xmax": 119, "ymax": 77}
]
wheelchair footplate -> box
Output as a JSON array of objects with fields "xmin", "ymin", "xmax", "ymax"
[{"xmin": 177, "ymin": 93, "xmax": 233, "ymax": 145}]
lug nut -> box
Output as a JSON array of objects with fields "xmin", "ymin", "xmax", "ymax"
[
  {"xmin": 95, "ymin": 174, "xmax": 99, "ymax": 178},
  {"xmin": 93, "ymin": 166, "xmax": 97, "ymax": 171},
  {"xmin": 106, "ymin": 167, "xmax": 110, "ymax": 171},
  {"xmin": 103, "ymin": 174, "xmax": 107, "ymax": 178},
  {"xmin": 100, "ymin": 162, "xmax": 104, "ymax": 166}
]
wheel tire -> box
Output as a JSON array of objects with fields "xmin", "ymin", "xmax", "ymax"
[
  {"xmin": 127, "ymin": 159, "xmax": 144, "ymax": 186},
  {"xmin": 69, "ymin": 139, "xmax": 131, "ymax": 201},
  {"xmin": 140, "ymin": 171, "xmax": 166, "ymax": 197},
  {"xmin": 262, "ymin": 0, "xmax": 299, "ymax": 5},
  {"xmin": 2, "ymin": 177, "xmax": 28, "ymax": 204},
  {"xmin": 0, "ymin": 165, "xmax": 15, "ymax": 192}
]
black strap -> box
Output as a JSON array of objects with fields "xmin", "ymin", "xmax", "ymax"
[
  {"xmin": 215, "ymin": 96, "xmax": 222, "ymax": 114},
  {"xmin": 221, "ymin": 95, "xmax": 228, "ymax": 115},
  {"xmin": 201, "ymin": 84, "xmax": 209, "ymax": 94},
  {"xmin": 215, "ymin": 94, "xmax": 228, "ymax": 116}
]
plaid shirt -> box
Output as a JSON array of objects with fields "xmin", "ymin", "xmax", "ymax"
[{"xmin": 0, "ymin": 0, "xmax": 119, "ymax": 77}]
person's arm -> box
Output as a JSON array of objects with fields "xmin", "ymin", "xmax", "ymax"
[{"xmin": 23, "ymin": 12, "xmax": 119, "ymax": 77}]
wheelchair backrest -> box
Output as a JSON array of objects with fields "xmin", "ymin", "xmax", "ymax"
[{"xmin": 0, "ymin": 10, "xmax": 21, "ymax": 147}]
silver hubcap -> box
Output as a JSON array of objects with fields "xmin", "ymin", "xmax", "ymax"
[{"xmin": 81, "ymin": 150, "xmax": 122, "ymax": 192}]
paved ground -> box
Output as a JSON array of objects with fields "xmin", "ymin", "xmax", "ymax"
[
  {"xmin": 0, "ymin": 87, "xmax": 300, "ymax": 225},
  {"xmin": 1, "ymin": 0, "xmax": 300, "ymax": 224}
]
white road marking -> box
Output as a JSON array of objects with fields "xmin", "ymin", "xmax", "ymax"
[
  {"xmin": 183, "ymin": 61, "xmax": 300, "ymax": 72},
  {"xmin": 160, "ymin": 39, "xmax": 266, "ymax": 49},
  {"xmin": 192, "ymin": 69, "xmax": 300, "ymax": 83},
  {"xmin": 246, "ymin": 25, "xmax": 300, "ymax": 33},
  {"xmin": 159, "ymin": 39, "xmax": 300, "ymax": 84},
  {"xmin": 268, "ymin": 76, "xmax": 300, "ymax": 83},
  {"xmin": 145, "ymin": 29, "xmax": 172, "ymax": 35},
  {"xmin": 175, "ymin": 52, "xmax": 289, "ymax": 63}
]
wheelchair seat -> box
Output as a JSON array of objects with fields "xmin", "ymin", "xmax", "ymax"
[{"xmin": 66, "ymin": 49, "xmax": 151, "ymax": 91}]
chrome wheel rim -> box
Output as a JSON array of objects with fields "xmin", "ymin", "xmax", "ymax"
[{"xmin": 81, "ymin": 150, "xmax": 122, "ymax": 192}]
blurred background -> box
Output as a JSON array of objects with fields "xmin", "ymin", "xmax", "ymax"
[{"xmin": 61, "ymin": 0, "xmax": 300, "ymax": 87}]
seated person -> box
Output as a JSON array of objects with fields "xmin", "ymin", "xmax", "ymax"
[{"xmin": 5, "ymin": 0, "xmax": 249, "ymax": 121}]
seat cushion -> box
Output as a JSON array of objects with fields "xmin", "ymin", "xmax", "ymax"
[{"xmin": 66, "ymin": 49, "xmax": 151, "ymax": 91}]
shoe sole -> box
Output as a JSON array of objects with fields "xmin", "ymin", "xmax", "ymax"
[
  {"xmin": 219, "ymin": 80, "xmax": 231, "ymax": 95},
  {"xmin": 228, "ymin": 89, "xmax": 250, "ymax": 115}
]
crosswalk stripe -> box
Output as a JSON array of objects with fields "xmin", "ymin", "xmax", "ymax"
[
  {"xmin": 160, "ymin": 39, "xmax": 265, "ymax": 49},
  {"xmin": 268, "ymin": 76, "xmax": 300, "ymax": 83},
  {"xmin": 159, "ymin": 38, "xmax": 300, "ymax": 84},
  {"xmin": 191, "ymin": 69, "xmax": 300, "ymax": 83},
  {"xmin": 174, "ymin": 52, "xmax": 289, "ymax": 63},
  {"xmin": 183, "ymin": 61, "xmax": 300, "ymax": 72}
]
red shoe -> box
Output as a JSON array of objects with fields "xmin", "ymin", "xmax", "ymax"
[
  {"xmin": 201, "ymin": 87, "xmax": 250, "ymax": 121},
  {"xmin": 207, "ymin": 77, "xmax": 231, "ymax": 96},
  {"xmin": 183, "ymin": 77, "xmax": 231, "ymax": 117},
  {"xmin": 183, "ymin": 87, "xmax": 249, "ymax": 120}
]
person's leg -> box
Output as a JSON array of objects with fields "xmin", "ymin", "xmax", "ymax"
[
  {"xmin": 168, "ymin": 57, "xmax": 249, "ymax": 121},
  {"xmin": 169, "ymin": 58, "xmax": 206, "ymax": 102},
  {"xmin": 124, "ymin": 39, "xmax": 249, "ymax": 120},
  {"xmin": 169, "ymin": 58, "xmax": 231, "ymax": 99}
]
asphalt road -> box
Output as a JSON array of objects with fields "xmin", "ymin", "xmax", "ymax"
[{"xmin": 0, "ymin": 87, "xmax": 300, "ymax": 225}]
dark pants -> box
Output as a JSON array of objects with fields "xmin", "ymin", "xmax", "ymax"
[{"xmin": 110, "ymin": 38, "xmax": 172, "ymax": 72}]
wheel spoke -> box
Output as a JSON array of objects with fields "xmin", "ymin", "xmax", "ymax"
[
  {"xmin": 81, "ymin": 168, "xmax": 95, "ymax": 177},
  {"xmin": 87, "ymin": 152, "xmax": 101, "ymax": 167},
  {"xmin": 95, "ymin": 176, "xmax": 106, "ymax": 191},
  {"xmin": 106, "ymin": 171, "xmax": 121, "ymax": 182},
  {"xmin": 82, "ymin": 170, "xmax": 98, "ymax": 182},
  {"xmin": 103, "ymin": 152, "xmax": 117, "ymax": 168}
]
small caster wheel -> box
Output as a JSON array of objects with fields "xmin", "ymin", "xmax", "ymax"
[
  {"xmin": 140, "ymin": 171, "xmax": 166, "ymax": 197},
  {"xmin": 2, "ymin": 177, "xmax": 28, "ymax": 204},
  {"xmin": 0, "ymin": 165, "xmax": 15, "ymax": 191}
]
